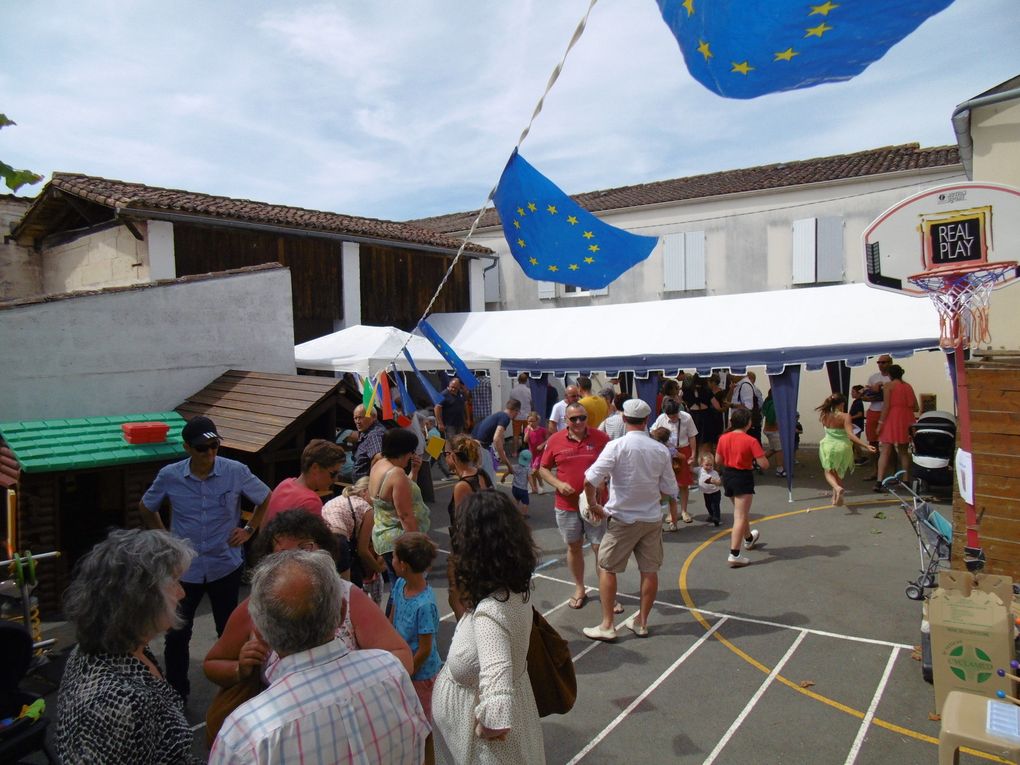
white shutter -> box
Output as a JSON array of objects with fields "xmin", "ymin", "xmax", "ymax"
[
  {"xmin": 816, "ymin": 216, "xmax": 844, "ymax": 282},
  {"xmin": 662, "ymin": 233, "xmax": 685, "ymax": 291},
  {"xmin": 592, "ymin": 285, "xmax": 609, "ymax": 296},
  {"xmin": 537, "ymin": 280, "xmax": 556, "ymax": 299},
  {"xmin": 684, "ymin": 231, "xmax": 706, "ymax": 290},
  {"xmin": 792, "ymin": 217, "xmax": 817, "ymax": 284},
  {"xmin": 483, "ymin": 262, "xmax": 501, "ymax": 302}
]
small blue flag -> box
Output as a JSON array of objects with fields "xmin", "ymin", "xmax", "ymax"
[
  {"xmin": 402, "ymin": 348, "xmax": 444, "ymax": 406},
  {"xmin": 392, "ymin": 365, "xmax": 416, "ymax": 416},
  {"xmin": 417, "ymin": 320, "xmax": 477, "ymax": 390},
  {"xmin": 654, "ymin": 0, "xmax": 955, "ymax": 99},
  {"xmin": 493, "ymin": 151, "xmax": 658, "ymax": 289}
]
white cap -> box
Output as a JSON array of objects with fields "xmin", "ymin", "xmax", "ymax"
[{"xmin": 622, "ymin": 399, "xmax": 651, "ymax": 418}]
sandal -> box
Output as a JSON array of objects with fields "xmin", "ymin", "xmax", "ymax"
[
  {"xmin": 613, "ymin": 602, "xmax": 625, "ymax": 615},
  {"xmin": 681, "ymin": 512, "xmax": 693, "ymax": 524},
  {"xmin": 663, "ymin": 520, "xmax": 679, "ymax": 532},
  {"xmin": 567, "ymin": 594, "xmax": 588, "ymax": 609}
]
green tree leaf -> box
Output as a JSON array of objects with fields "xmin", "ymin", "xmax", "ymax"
[
  {"xmin": 0, "ymin": 114, "xmax": 15, "ymax": 129},
  {"xmin": 0, "ymin": 113, "xmax": 44, "ymax": 191}
]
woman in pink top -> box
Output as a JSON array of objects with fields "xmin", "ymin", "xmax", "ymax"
[{"xmin": 876, "ymin": 364, "xmax": 919, "ymax": 487}]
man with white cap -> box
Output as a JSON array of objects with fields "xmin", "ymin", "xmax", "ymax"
[{"xmin": 581, "ymin": 399, "xmax": 678, "ymax": 641}]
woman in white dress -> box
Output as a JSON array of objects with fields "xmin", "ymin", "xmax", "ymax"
[{"xmin": 433, "ymin": 491, "xmax": 545, "ymax": 764}]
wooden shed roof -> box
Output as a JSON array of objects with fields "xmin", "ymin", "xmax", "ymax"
[{"xmin": 175, "ymin": 370, "xmax": 342, "ymax": 454}]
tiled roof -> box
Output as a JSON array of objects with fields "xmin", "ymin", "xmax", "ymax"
[
  {"xmin": 413, "ymin": 143, "xmax": 961, "ymax": 233},
  {"xmin": 28, "ymin": 173, "xmax": 492, "ymax": 254},
  {"xmin": 0, "ymin": 412, "xmax": 187, "ymax": 474}
]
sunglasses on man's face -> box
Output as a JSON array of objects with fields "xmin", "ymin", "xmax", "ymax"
[
  {"xmin": 192, "ymin": 441, "xmax": 220, "ymax": 453},
  {"xmin": 327, "ymin": 468, "xmax": 341, "ymax": 480},
  {"xmin": 568, "ymin": 415, "xmax": 588, "ymax": 423}
]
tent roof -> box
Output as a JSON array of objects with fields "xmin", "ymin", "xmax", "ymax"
[
  {"xmin": 294, "ymin": 324, "xmax": 497, "ymax": 377},
  {"xmin": 426, "ymin": 284, "xmax": 943, "ymax": 374}
]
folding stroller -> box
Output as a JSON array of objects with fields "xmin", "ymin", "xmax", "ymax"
[{"xmin": 909, "ymin": 410, "xmax": 957, "ymax": 495}]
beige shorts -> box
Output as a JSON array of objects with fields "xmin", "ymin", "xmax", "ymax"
[
  {"xmin": 764, "ymin": 430, "xmax": 782, "ymax": 452},
  {"xmin": 597, "ymin": 517, "xmax": 663, "ymax": 573}
]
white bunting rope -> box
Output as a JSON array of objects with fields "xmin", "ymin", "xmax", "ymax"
[{"xmin": 391, "ymin": 0, "xmax": 600, "ymax": 368}]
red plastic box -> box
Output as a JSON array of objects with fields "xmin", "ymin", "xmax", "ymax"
[{"xmin": 121, "ymin": 421, "xmax": 170, "ymax": 444}]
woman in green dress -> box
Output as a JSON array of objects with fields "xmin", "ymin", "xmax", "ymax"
[{"xmin": 815, "ymin": 393, "xmax": 875, "ymax": 506}]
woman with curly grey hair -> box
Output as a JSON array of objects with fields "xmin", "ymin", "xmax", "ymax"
[{"xmin": 56, "ymin": 528, "xmax": 200, "ymax": 764}]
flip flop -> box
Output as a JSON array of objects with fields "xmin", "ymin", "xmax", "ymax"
[
  {"xmin": 568, "ymin": 594, "xmax": 588, "ymax": 609},
  {"xmin": 613, "ymin": 602, "xmax": 625, "ymax": 615}
]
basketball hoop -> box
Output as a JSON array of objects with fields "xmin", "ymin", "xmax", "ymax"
[{"xmin": 908, "ymin": 262, "xmax": 1019, "ymax": 349}]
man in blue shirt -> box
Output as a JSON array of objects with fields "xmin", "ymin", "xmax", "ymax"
[
  {"xmin": 140, "ymin": 415, "xmax": 271, "ymax": 701},
  {"xmin": 471, "ymin": 398, "xmax": 520, "ymax": 480},
  {"xmin": 433, "ymin": 377, "xmax": 467, "ymax": 438}
]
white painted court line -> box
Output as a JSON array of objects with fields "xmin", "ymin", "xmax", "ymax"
[
  {"xmin": 533, "ymin": 572, "xmax": 913, "ymax": 650},
  {"xmin": 702, "ymin": 629, "xmax": 807, "ymax": 765},
  {"xmin": 843, "ymin": 645, "xmax": 901, "ymax": 765},
  {"xmin": 564, "ymin": 616, "xmax": 728, "ymax": 765}
]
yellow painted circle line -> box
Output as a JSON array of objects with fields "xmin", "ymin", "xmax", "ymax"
[{"xmin": 677, "ymin": 498, "xmax": 1009, "ymax": 763}]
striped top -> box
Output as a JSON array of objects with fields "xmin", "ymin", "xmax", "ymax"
[{"xmin": 210, "ymin": 640, "xmax": 429, "ymax": 765}]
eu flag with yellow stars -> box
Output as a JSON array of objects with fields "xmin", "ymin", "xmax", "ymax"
[
  {"xmin": 655, "ymin": 0, "xmax": 955, "ymax": 99},
  {"xmin": 493, "ymin": 151, "xmax": 658, "ymax": 290}
]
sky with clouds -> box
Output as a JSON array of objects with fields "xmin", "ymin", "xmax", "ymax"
[{"xmin": 2, "ymin": 1, "xmax": 1018, "ymax": 222}]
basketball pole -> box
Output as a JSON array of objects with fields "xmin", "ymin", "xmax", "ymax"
[{"xmin": 951, "ymin": 343, "xmax": 982, "ymax": 559}]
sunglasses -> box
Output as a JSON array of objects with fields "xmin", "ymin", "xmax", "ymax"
[
  {"xmin": 568, "ymin": 415, "xmax": 588, "ymax": 423},
  {"xmin": 192, "ymin": 440, "xmax": 220, "ymax": 453}
]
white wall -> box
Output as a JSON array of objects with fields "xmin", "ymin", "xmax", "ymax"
[
  {"xmin": 41, "ymin": 223, "xmax": 154, "ymax": 294},
  {"xmin": 0, "ymin": 267, "xmax": 296, "ymax": 421},
  {"xmin": 0, "ymin": 196, "xmax": 40, "ymax": 301}
]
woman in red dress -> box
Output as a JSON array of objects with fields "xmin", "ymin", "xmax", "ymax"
[{"xmin": 876, "ymin": 364, "xmax": 919, "ymax": 488}]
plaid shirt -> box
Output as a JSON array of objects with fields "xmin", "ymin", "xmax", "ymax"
[
  {"xmin": 353, "ymin": 422, "xmax": 387, "ymax": 479},
  {"xmin": 470, "ymin": 376, "xmax": 492, "ymax": 421},
  {"xmin": 210, "ymin": 640, "xmax": 428, "ymax": 765}
]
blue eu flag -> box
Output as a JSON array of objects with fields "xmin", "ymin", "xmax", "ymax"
[
  {"xmin": 416, "ymin": 320, "xmax": 477, "ymax": 391},
  {"xmin": 655, "ymin": 0, "xmax": 955, "ymax": 99},
  {"xmin": 493, "ymin": 151, "xmax": 658, "ymax": 290}
]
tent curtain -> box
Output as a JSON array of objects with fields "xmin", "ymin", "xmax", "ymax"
[
  {"xmin": 825, "ymin": 360, "xmax": 851, "ymax": 398},
  {"xmin": 768, "ymin": 365, "xmax": 801, "ymax": 496},
  {"xmin": 530, "ymin": 375, "xmax": 548, "ymax": 422},
  {"xmin": 635, "ymin": 372, "xmax": 661, "ymax": 423}
]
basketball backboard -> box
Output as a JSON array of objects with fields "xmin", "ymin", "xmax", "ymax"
[{"xmin": 862, "ymin": 182, "xmax": 1020, "ymax": 296}]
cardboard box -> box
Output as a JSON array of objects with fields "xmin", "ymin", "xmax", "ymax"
[{"xmin": 929, "ymin": 571, "xmax": 1014, "ymax": 714}]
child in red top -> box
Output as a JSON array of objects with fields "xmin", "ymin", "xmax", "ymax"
[{"xmin": 715, "ymin": 409, "xmax": 768, "ymax": 568}]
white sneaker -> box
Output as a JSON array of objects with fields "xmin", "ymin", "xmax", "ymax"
[
  {"xmin": 743, "ymin": 528, "xmax": 760, "ymax": 550},
  {"xmin": 727, "ymin": 553, "xmax": 750, "ymax": 568}
]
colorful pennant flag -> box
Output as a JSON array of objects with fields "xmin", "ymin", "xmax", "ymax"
[
  {"xmin": 493, "ymin": 151, "xmax": 658, "ymax": 289},
  {"xmin": 392, "ymin": 365, "xmax": 416, "ymax": 416},
  {"xmin": 378, "ymin": 372, "xmax": 394, "ymax": 421},
  {"xmin": 654, "ymin": 0, "xmax": 955, "ymax": 99},
  {"xmin": 402, "ymin": 348, "xmax": 444, "ymax": 406},
  {"xmin": 417, "ymin": 320, "xmax": 477, "ymax": 390}
]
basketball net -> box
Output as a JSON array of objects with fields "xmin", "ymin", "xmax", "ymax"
[{"xmin": 908, "ymin": 262, "xmax": 1018, "ymax": 349}]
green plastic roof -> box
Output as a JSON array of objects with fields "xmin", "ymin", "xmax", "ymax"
[{"xmin": 0, "ymin": 412, "xmax": 187, "ymax": 474}]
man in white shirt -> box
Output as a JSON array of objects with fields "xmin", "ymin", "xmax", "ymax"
[
  {"xmin": 863, "ymin": 354, "xmax": 892, "ymax": 480},
  {"xmin": 210, "ymin": 551, "xmax": 429, "ymax": 765},
  {"xmin": 509, "ymin": 372, "xmax": 533, "ymax": 454},
  {"xmin": 548, "ymin": 384, "xmax": 580, "ymax": 433},
  {"xmin": 732, "ymin": 372, "xmax": 765, "ymax": 444},
  {"xmin": 581, "ymin": 400, "xmax": 679, "ymax": 642}
]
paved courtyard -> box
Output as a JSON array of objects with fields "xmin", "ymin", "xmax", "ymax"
[{"xmin": 33, "ymin": 456, "xmax": 996, "ymax": 764}]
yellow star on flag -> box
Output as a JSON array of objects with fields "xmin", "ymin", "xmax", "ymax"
[
  {"xmin": 774, "ymin": 48, "xmax": 798, "ymax": 61},
  {"xmin": 682, "ymin": 0, "xmax": 694, "ymax": 15},
  {"xmin": 809, "ymin": 1, "xmax": 839, "ymax": 15},
  {"xmin": 546, "ymin": 204, "xmax": 557, "ymax": 214},
  {"xmin": 569, "ymin": 264, "xmax": 579, "ymax": 271},
  {"xmin": 527, "ymin": 202, "xmax": 537, "ymax": 212},
  {"xmin": 548, "ymin": 265, "xmax": 559, "ymax": 272},
  {"xmin": 584, "ymin": 256, "xmax": 595, "ymax": 264},
  {"xmin": 731, "ymin": 61, "xmax": 754, "ymax": 75},
  {"xmin": 582, "ymin": 231, "xmax": 594, "ymax": 239},
  {"xmin": 529, "ymin": 257, "xmax": 538, "ymax": 266},
  {"xmin": 566, "ymin": 215, "xmax": 578, "ymax": 225},
  {"xmin": 588, "ymin": 244, "xmax": 600, "ymax": 253},
  {"xmin": 517, "ymin": 207, "xmax": 525, "ymax": 216},
  {"xmin": 517, "ymin": 238, "xmax": 526, "ymax": 248},
  {"xmin": 513, "ymin": 220, "xmax": 520, "ymax": 229},
  {"xmin": 697, "ymin": 40, "xmax": 712, "ymax": 60},
  {"xmin": 805, "ymin": 22, "xmax": 832, "ymax": 37}
]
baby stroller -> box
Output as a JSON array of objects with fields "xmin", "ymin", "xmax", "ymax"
[
  {"xmin": 879, "ymin": 470, "xmax": 953, "ymax": 601},
  {"xmin": 909, "ymin": 411, "xmax": 956, "ymax": 495}
]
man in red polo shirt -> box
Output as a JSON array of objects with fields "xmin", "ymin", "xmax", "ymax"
[{"xmin": 539, "ymin": 402, "xmax": 611, "ymax": 610}]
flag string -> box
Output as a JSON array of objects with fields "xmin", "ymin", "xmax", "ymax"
[{"xmin": 388, "ymin": 0, "xmax": 600, "ymax": 371}]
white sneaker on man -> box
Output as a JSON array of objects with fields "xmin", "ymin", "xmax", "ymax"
[
  {"xmin": 743, "ymin": 528, "xmax": 760, "ymax": 550},
  {"xmin": 727, "ymin": 553, "xmax": 750, "ymax": 568}
]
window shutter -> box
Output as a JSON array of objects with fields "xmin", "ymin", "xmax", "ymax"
[
  {"xmin": 662, "ymin": 233, "xmax": 685, "ymax": 291},
  {"xmin": 816, "ymin": 217, "xmax": 844, "ymax": 282},
  {"xmin": 792, "ymin": 218, "xmax": 817, "ymax": 284},
  {"xmin": 591, "ymin": 285, "xmax": 609, "ymax": 296},
  {"xmin": 537, "ymin": 280, "xmax": 556, "ymax": 299},
  {"xmin": 483, "ymin": 263, "xmax": 501, "ymax": 302},
  {"xmin": 684, "ymin": 231, "xmax": 706, "ymax": 290}
]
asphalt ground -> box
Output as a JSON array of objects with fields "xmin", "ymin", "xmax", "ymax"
[{"xmin": 29, "ymin": 454, "xmax": 1003, "ymax": 764}]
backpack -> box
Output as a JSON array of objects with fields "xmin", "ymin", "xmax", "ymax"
[{"xmin": 527, "ymin": 607, "xmax": 577, "ymax": 716}]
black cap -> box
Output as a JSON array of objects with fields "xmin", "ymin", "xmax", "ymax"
[{"xmin": 181, "ymin": 416, "xmax": 220, "ymax": 446}]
